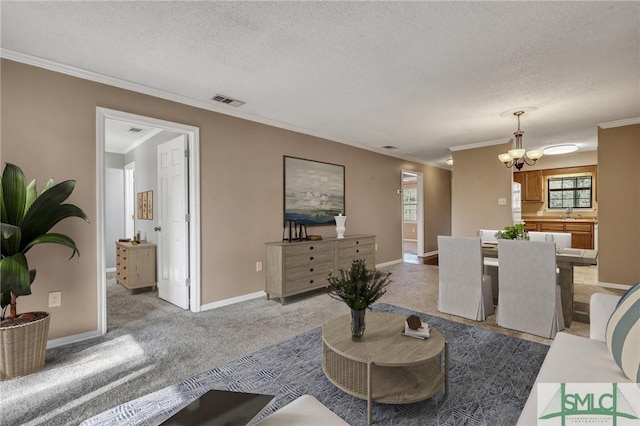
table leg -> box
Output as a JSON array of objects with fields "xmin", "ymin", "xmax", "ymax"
[
  {"xmin": 367, "ymin": 361, "xmax": 372, "ymax": 425},
  {"xmin": 557, "ymin": 261, "xmax": 574, "ymax": 327},
  {"xmin": 444, "ymin": 342, "xmax": 449, "ymax": 396}
]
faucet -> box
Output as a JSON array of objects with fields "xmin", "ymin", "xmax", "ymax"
[{"xmin": 565, "ymin": 207, "xmax": 573, "ymax": 219}]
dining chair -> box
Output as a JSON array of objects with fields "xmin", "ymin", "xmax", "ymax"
[
  {"xmin": 478, "ymin": 229, "xmax": 500, "ymax": 304},
  {"xmin": 497, "ymin": 239, "xmax": 565, "ymax": 338},
  {"xmin": 438, "ymin": 236, "xmax": 494, "ymax": 321},
  {"xmin": 528, "ymin": 231, "xmax": 572, "ymax": 249}
]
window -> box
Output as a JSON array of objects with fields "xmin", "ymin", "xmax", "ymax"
[
  {"xmin": 403, "ymin": 187, "xmax": 417, "ymax": 221},
  {"xmin": 548, "ymin": 176, "xmax": 592, "ymax": 209}
]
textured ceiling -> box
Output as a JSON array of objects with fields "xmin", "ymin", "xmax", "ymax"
[{"xmin": 2, "ymin": 1, "xmax": 639, "ymax": 166}]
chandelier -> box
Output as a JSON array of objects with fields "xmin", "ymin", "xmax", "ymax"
[{"xmin": 497, "ymin": 111, "xmax": 543, "ymax": 170}]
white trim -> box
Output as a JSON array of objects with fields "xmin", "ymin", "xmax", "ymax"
[
  {"xmin": 597, "ymin": 282, "xmax": 632, "ymax": 290},
  {"xmin": 96, "ymin": 108, "xmax": 202, "ymax": 338},
  {"xmin": 376, "ymin": 259, "xmax": 403, "ymax": 268},
  {"xmin": 403, "ymin": 238, "xmax": 418, "ymax": 242},
  {"xmin": 200, "ymin": 291, "xmax": 266, "ymax": 311},
  {"xmin": 598, "ymin": 117, "xmax": 640, "ymax": 129},
  {"xmin": 0, "ymin": 48, "xmax": 447, "ymax": 169},
  {"xmin": 47, "ymin": 330, "xmax": 101, "ymax": 349},
  {"xmin": 422, "ymin": 250, "xmax": 438, "ymax": 258},
  {"xmin": 105, "ymin": 267, "xmax": 116, "ymax": 273}
]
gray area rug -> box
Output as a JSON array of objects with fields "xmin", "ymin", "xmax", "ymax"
[{"xmin": 82, "ymin": 303, "xmax": 549, "ymax": 426}]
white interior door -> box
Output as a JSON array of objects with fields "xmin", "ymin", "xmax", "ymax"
[{"xmin": 157, "ymin": 135, "xmax": 189, "ymax": 309}]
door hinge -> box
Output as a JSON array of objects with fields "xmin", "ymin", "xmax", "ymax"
[
  {"xmin": 185, "ymin": 149, "xmax": 190, "ymax": 158},
  {"xmin": 186, "ymin": 278, "xmax": 191, "ymax": 287},
  {"xmin": 185, "ymin": 214, "xmax": 191, "ymax": 222}
]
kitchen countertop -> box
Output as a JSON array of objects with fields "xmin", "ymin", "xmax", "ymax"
[{"xmin": 522, "ymin": 217, "xmax": 598, "ymax": 223}]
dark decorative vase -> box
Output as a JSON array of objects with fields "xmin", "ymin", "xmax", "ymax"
[{"xmin": 351, "ymin": 309, "xmax": 366, "ymax": 340}]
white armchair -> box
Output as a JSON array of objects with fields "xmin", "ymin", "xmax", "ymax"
[
  {"xmin": 438, "ymin": 236, "xmax": 494, "ymax": 321},
  {"xmin": 497, "ymin": 239, "xmax": 565, "ymax": 338}
]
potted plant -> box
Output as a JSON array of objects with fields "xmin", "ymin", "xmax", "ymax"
[
  {"xmin": 0, "ymin": 163, "xmax": 89, "ymax": 380},
  {"xmin": 327, "ymin": 259, "xmax": 392, "ymax": 340},
  {"xmin": 495, "ymin": 223, "xmax": 528, "ymax": 240}
]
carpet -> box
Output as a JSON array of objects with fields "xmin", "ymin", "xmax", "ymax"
[{"xmin": 82, "ymin": 303, "xmax": 549, "ymax": 426}]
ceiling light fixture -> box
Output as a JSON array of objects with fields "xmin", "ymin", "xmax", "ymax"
[
  {"xmin": 445, "ymin": 158, "xmax": 453, "ymax": 166},
  {"xmin": 497, "ymin": 111, "xmax": 543, "ymax": 170},
  {"xmin": 543, "ymin": 144, "xmax": 578, "ymax": 155}
]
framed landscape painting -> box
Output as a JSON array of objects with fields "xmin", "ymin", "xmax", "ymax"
[{"xmin": 284, "ymin": 156, "xmax": 345, "ymax": 226}]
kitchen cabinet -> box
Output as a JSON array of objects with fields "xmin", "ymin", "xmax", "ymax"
[
  {"xmin": 514, "ymin": 170, "xmax": 543, "ymax": 202},
  {"xmin": 523, "ymin": 221, "xmax": 594, "ymax": 249}
]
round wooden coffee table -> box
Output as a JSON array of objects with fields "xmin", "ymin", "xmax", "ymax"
[{"xmin": 322, "ymin": 312, "xmax": 449, "ymax": 424}]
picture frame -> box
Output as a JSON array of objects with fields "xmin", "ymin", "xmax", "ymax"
[
  {"xmin": 284, "ymin": 156, "xmax": 345, "ymax": 226},
  {"xmin": 137, "ymin": 193, "xmax": 143, "ymax": 219},
  {"xmin": 146, "ymin": 190, "xmax": 153, "ymax": 220},
  {"xmin": 142, "ymin": 192, "xmax": 148, "ymax": 220}
]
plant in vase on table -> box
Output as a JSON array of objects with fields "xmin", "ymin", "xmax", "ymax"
[
  {"xmin": 495, "ymin": 223, "xmax": 529, "ymax": 240},
  {"xmin": 1, "ymin": 163, "xmax": 89, "ymax": 380},
  {"xmin": 327, "ymin": 259, "xmax": 392, "ymax": 340}
]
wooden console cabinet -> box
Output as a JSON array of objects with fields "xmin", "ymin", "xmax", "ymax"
[
  {"xmin": 265, "ymin": 235, "xmax": 375, "ymax": 304},
  {"xmin": 115, "ymin": 242, "xmax": 157, "ymax": 293}
]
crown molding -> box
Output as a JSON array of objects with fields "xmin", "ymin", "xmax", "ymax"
[
  {"xmin": 1, "ymin": 48, "xmax": 444, "ymax": 168},
  {"xmin": 449, "ymin": 138, "xmax": 509, "ymax": 152},
  {"xmin": 598, "ymin": 117, "xmax": 640, "ymax": 129}
]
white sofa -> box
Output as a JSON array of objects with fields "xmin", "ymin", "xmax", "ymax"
[
  {"xmin": 255, "ymin": 395, "xmax": 348, "ymax": 425},
  {"xmin": 517, "ymin": 293, "xmax": 629, "ymax": 425}
]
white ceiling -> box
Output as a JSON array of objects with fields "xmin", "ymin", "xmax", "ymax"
[
  {"xmin": 104, "ymin": 119, "xmax": 162, "ymax": 154},
  {"xmin": 2, "ymin": 2, "xmax": 639, "ymax": 167}
]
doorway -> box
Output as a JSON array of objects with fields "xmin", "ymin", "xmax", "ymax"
[
  {"xmin": 96, "ymin": 107, "xmax": 201, "ymax": 335},
  {"xmin": 401, "ymin": 171, "xmax": 424, "ymax": 263}
]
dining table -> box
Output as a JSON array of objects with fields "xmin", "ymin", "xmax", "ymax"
[{"xmin": 481, "ymin": 244, "xmax": 598, "ymax": 327}]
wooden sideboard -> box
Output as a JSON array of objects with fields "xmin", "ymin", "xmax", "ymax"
[
  {"xmin": 115, "ymin": 241, "xmax": 157, "ymax": 293},
  {"xmin": 265, "ymin": 234, "xmax": 376, "ymax": 304},
  {"xmin": 523, "ymin": 220, "xmax": 595, "ymax": 249}
]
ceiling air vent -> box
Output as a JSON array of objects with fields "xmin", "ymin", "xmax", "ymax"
[
  {"xmin": 128, "ymin": 127, "xmax": 144, "ymax": 133},
  {"xmin": 211, "ymin": 94, "xmax": 246, "ymax": 108},
  {"xmin": 382, "ymin": 145, "xmax": 398, "ymax": 150}
]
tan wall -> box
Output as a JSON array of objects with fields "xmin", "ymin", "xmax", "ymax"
[
  {"xmin": 451, "ymin": 143, "xmax": 513, "ymax": 237},
  {"xmin": 519, "ymin": 150, "xmax": 597, "ymax": 171},
  {"xmin": 597, "ymin": 124, "xmax": 640, "ymax": 286},
  {"xmin": 0, "ymin": 59, "xmax": 451, "ymax": 339},
  {"xmin": 402, "ymin": 223, "xmax": 417, "ymax": 240}
]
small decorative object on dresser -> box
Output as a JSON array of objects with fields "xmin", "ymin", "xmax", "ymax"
[
  {"xmin": 327, "ymin": 259, "xmax": 392, "ymax": 340},
  {"xmin": 334, "ymin": 214, "xmax": 347, "ymax": 239}
]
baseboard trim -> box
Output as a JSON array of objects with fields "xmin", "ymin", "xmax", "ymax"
[
  {"xmin": 376, "ymin": 259, "xmax": 403, "ymax": 268},
  {"xmin": 47, "ymin": 330, "xmax": 102, "ymax": 349},
  {"xmin": 200, "ymin": 291, "xmax": 265, "ymax": 311},
  {"xmin": 105, "ymin": 267, "xmax": 116, "ymax": 273},
  {"xmin": 421, "ymin": 250, "xmax": 438, "ymax": 258},
  {"xmin": 597, "ymin": 282, "xmax": 632, "ymax": 290}
]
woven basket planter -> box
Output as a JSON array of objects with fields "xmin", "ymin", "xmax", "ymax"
[{"xmin": 0, "ymin": 312, "xmax": 50, "ymax": 380}]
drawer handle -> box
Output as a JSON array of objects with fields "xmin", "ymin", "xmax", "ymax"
[
  {"xmin": 310, "ymin": 268, "xmax": 314, "ymax": 272},
  {"xmin": 356, "ymin": 249, "xmax": 359, "ymax": 253},
  {"xmin": 356, "ymin": 241, "xmax": 359, "ymax": 245},
  {"xmin": 310, "ymin": 279, "xmax": 314, "ymax": 284},
  {"xmin": 310, "ymin": 256, "xmax": 314, "ymax": 260},
  {"xmin": 309, "ymin": 246, "xmax": 314, "ymax": 250}
]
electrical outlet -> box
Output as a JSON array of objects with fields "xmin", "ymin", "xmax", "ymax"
[
  {"xmin": 375, "ymin": 244, "xmax": 378, "ymax": 251},
  {"xmin": 256, "ymin": 261, "xmax": 263, "ymax": 272},
  {"xmin": 498, "ymin": 198, "xmax": 507, "ymax": 206},
  {"xmin": 48, "ymin": 291, "xmax": 62, "ymax": 308}
]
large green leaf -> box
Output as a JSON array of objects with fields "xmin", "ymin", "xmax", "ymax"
[
  {"xmin": 0, "ymin": 253, "xmax": 31, "ymax": 297},
  {"xmin": 1, "ymin": 163, "xmax": 27, "ymax": 226},
  {"xmin": 20, "ymin": 204, "xmax": 89, "ymax": 249},
  {"xmin": 1, "ymin": 223, "xmax": 18, "ymax": 239},
  {"xmin": 24, "ymin": 179, "xmax": 37, "ymax": 214},
  {"xmin": 23, "ymin": 233, "xmax": 81, "ymax": 259}
]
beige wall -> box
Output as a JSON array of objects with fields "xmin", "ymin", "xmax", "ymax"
[
  {"xmin": 451, "ymin": 143, "xmax": 513, "ymax": 236},
  {"xmin": 519, "ymin": 150, "xmax": 597, "ymax": 171},
  {"xmin": 1, "ymin": 59, "xmax": 451, "ymax": 339},
  {"xmin": 597, "ymin": 124, "xmax": 640, "ymax": 286}
]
